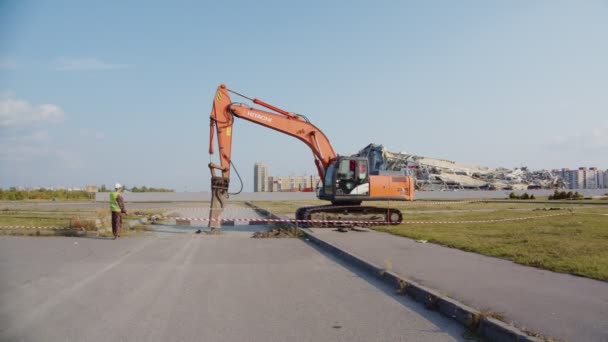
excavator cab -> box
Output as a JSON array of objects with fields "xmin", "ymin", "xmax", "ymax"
[
  {"xmin": 301, "ymin": 155, "xmax": 407, "ymax": 226},
  {"xmin": 319, "ymin": 156, "xmax": 370, "ymax": 204},
  {"xmin": 318, "ymin": 156, "xmax": 414, "ymax": 206}
]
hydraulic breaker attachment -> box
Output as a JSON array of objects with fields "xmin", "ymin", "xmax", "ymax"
[{"xmin": 208, "ymin": 176, "xmax": 229, "ymax": 233}]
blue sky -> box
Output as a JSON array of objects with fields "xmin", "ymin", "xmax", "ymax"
[{"xmin": 1, "ymin": 0, "xmax": 607, "ymax": 191}]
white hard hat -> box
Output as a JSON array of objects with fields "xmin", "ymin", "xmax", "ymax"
[{"xmin": 115, "ymin": 183, "xmax": 122, "ymax": 189}]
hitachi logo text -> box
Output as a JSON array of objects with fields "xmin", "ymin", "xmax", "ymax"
[{"xmin": 247, "ymin": 111, "xmax": 272, "ymax": 123}]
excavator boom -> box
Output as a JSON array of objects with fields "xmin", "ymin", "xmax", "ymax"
[
  {"xmin": 209, "ymin": 84, "xmax": 335, "ymax": 181},
  {"xmin": 207, "ymin": 84, "xmax": 414, "ymax": 232}
]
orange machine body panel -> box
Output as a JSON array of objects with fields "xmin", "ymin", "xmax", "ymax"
[{"xmin": 369, "ymin": 175, "xmax": 415, "ymax": 200}]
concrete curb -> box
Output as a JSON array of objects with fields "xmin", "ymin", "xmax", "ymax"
[
  {"xmin": 301, "ymin": 230, "xmax": 540, "ymax": 342},
  {"xmin": 244, "ymin": 203, "xmax": 300, "ymax": 231},
  {"xmin": 243, "ymin": 202, "xmax": 542, "ymax": 342}
]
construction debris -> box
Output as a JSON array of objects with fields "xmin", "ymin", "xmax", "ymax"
[
  {"xmin": 252, "ymin": 228, "xmax": 296, "ymax": 238},
  {"xmin": 352, "ymin": 144, "xmax": 565, "ymax": 191}
]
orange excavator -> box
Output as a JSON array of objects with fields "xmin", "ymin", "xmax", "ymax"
[{"xmin": 208, "ymin": 84, "xmax": 414, "ymax": 231}]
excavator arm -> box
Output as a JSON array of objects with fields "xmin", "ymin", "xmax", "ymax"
[{"xmin": 207, "ymin": 84, "xmax": 337, "ymax": 231}]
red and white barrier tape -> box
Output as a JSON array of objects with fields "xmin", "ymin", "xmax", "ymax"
[
  {"xmin": 0, "ymin": 226, "xmax": 74, "ymax": 230},
  {"xmin": 398, "ymin": 200, "xmax": 486, "ymax": 206},
  {"xmin": 0, "ymin": 211, "xmax": 573, "ymax": 230},
  {"xmin": 131, "ymin": 207, "xmax": 259, "ymax": 212},
  {"xmin": 173, "ymin": 212, "xmax": 570, "ymax": 225},
  {"xmin": 128, "ymin": 201, "xmax": 489, "ymax": 212}
]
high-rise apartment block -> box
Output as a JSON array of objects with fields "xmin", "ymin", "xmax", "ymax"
[
  {"xmin": 253, "ymin": 162, "xmax": 269, "ymax": 192},
  {"xmin": 558, "ymin": 167, "xmax": 607, "ymax": 189}
]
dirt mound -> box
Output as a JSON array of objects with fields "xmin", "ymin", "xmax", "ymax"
[{"xmin": 252, "ymin": 228, "xmax": 297, "ymax": 238}]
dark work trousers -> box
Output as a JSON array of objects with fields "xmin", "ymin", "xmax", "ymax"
[{"xmin": 111, "ymin": 211, "xmax": 123, "ymax": 237}]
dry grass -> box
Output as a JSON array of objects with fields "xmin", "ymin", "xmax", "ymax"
[
  {"xmin": 375, "ymin": 207, "xmax": 608, "ymax": 281},
  {"xmin": 0, "ymin": 207, "xmax": 161, "ymax": 237},
  {"xmin": 249, "ymin": 199, "xmax": 608, "ymax": 281}
]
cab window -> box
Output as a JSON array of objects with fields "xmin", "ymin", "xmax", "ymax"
[{"xmin": 323, "ymin": 162, "xmax": 336, "ymax": 194}]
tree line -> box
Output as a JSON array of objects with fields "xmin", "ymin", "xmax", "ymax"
[
  {"xmin": 548, "ymin": 190, "xmax": 584, "ymax": 200},
  {"xmin": 98, "ymin": 185, "xmax": 174, "ymax": 192},
  {"xmin": 0, "ymin": 185, "xmax": 175, "ymax": 200},
  {"xmin": 0, "ymin": 188, "xmax": 91, "ymax": 201}
]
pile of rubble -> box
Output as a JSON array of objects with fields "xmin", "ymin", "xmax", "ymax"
[
  {"xmin": 252, "ymin": 228, "xmax": 297, "ymax": 238},
  {"xmin": 352, "ymin": 144, "xmax": 565, "ymax": 191}
]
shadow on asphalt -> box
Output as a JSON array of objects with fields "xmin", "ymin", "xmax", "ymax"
[{"xmin": 302, "ymin": 236, "xmax": 468, "ymax": 340}]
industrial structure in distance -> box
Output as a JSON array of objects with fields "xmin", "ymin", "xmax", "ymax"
[
  {"xmin": 354, "ymin": 144, "xmax": 607, "ymax": 191},
  {"xmin": 254, "ymin": 144, "xmax": 608, "ymax": 192}
]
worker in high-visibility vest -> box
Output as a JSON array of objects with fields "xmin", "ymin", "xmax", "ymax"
[{"xmin": 109, "ymin": 183, "xmax": 128, "ymax": 239}]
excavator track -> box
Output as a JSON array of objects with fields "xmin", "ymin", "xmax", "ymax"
[{"xmin": 295, "ymin": 205, "xmax": 402, "ymax": 228}]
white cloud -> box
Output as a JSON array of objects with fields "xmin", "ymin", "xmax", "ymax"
[
  {"xmin": 0, "ymin": 93, "xmax": 68, "ymax": 165},
  {"xmin": 0, "ymin": 93, "xmax": 85, "ymax": 173},
  {"xmin": 0, "ymin": 93, "xmax": 65, "ymax": 127},
  {"xmin": 54, "ymin": 57, "xmax": 129, "ymax": 71}
]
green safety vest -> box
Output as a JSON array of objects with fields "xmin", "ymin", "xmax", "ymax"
[{"xmin": 109, "ymin": 191, "xmax": 121, "ymax": 212}]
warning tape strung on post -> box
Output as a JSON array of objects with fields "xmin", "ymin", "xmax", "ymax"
[
  {"xmin": 395, "ymin": 200, "xmax": 486, "ymax": 206},
  {"xmin": 128, "ymin": 207, "xmax": 261, "ymax": 212},
  {"xmin": 173, "ymin": 212, "xmax": 571, "ymax": 225},
  {"xmin": 0, "ymin": 226, "xmax": 78, "ymax": 230},
  {"xmin": 126, "ymin": 201, "xmax": 489, "ymax": 213},
  {"xmin": 0, "ymin": 212, "xmax": 573, "ymax": 230}
]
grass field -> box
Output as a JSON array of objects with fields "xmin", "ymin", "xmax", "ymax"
[
  {"xmin": 250, "ymin": 199, "xmax": 608, "ymax": 281},
  {"xmin": 0, "ymin": 208, "xmax": 161, "ymax": 237}
]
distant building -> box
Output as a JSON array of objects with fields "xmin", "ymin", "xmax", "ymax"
[
  {"xmin": 254, "ymin": 162, "xmax": 320, "ymax": 192},
  {"xmin": 253, "ymin": 162, "xmax": 269, "ymax": 192},
  {"xmin": 268, "ymin": 175, "xmax": 321, "ymax": 192},
  {"xmin": 596, "ymin": 169, "xmax": 605, "ymax": 189},
  {"xmin": 577, "ymin": 167, "xmax": 587, "ymax": 189},
  {"xmin": 558, "ymin": 167, "xmax": 607, "ymax": 189},
  {"xmin": 586, "ymin": 167, "xmax": 599, "ymax": 189},
  {"xmin": 85, "ymin": 185, "xmax": 98, "ymax": 193},
  {"xmin": 558, "ymin": 168, "xmax": 577, "ymax": 189}
]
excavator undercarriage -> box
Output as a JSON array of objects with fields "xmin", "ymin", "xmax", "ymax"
[{"xmin": 295, "ymin": 204, "xmax": 402, "ymax": 228}]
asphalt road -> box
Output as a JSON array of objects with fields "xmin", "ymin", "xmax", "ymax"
[
  {"xmin": 305, "ymin": 228, "xmax": 608, "ymax": 342},
  {"xmin": 0, "ymin": 231, "xmax": 466, "ymax": 341}
]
